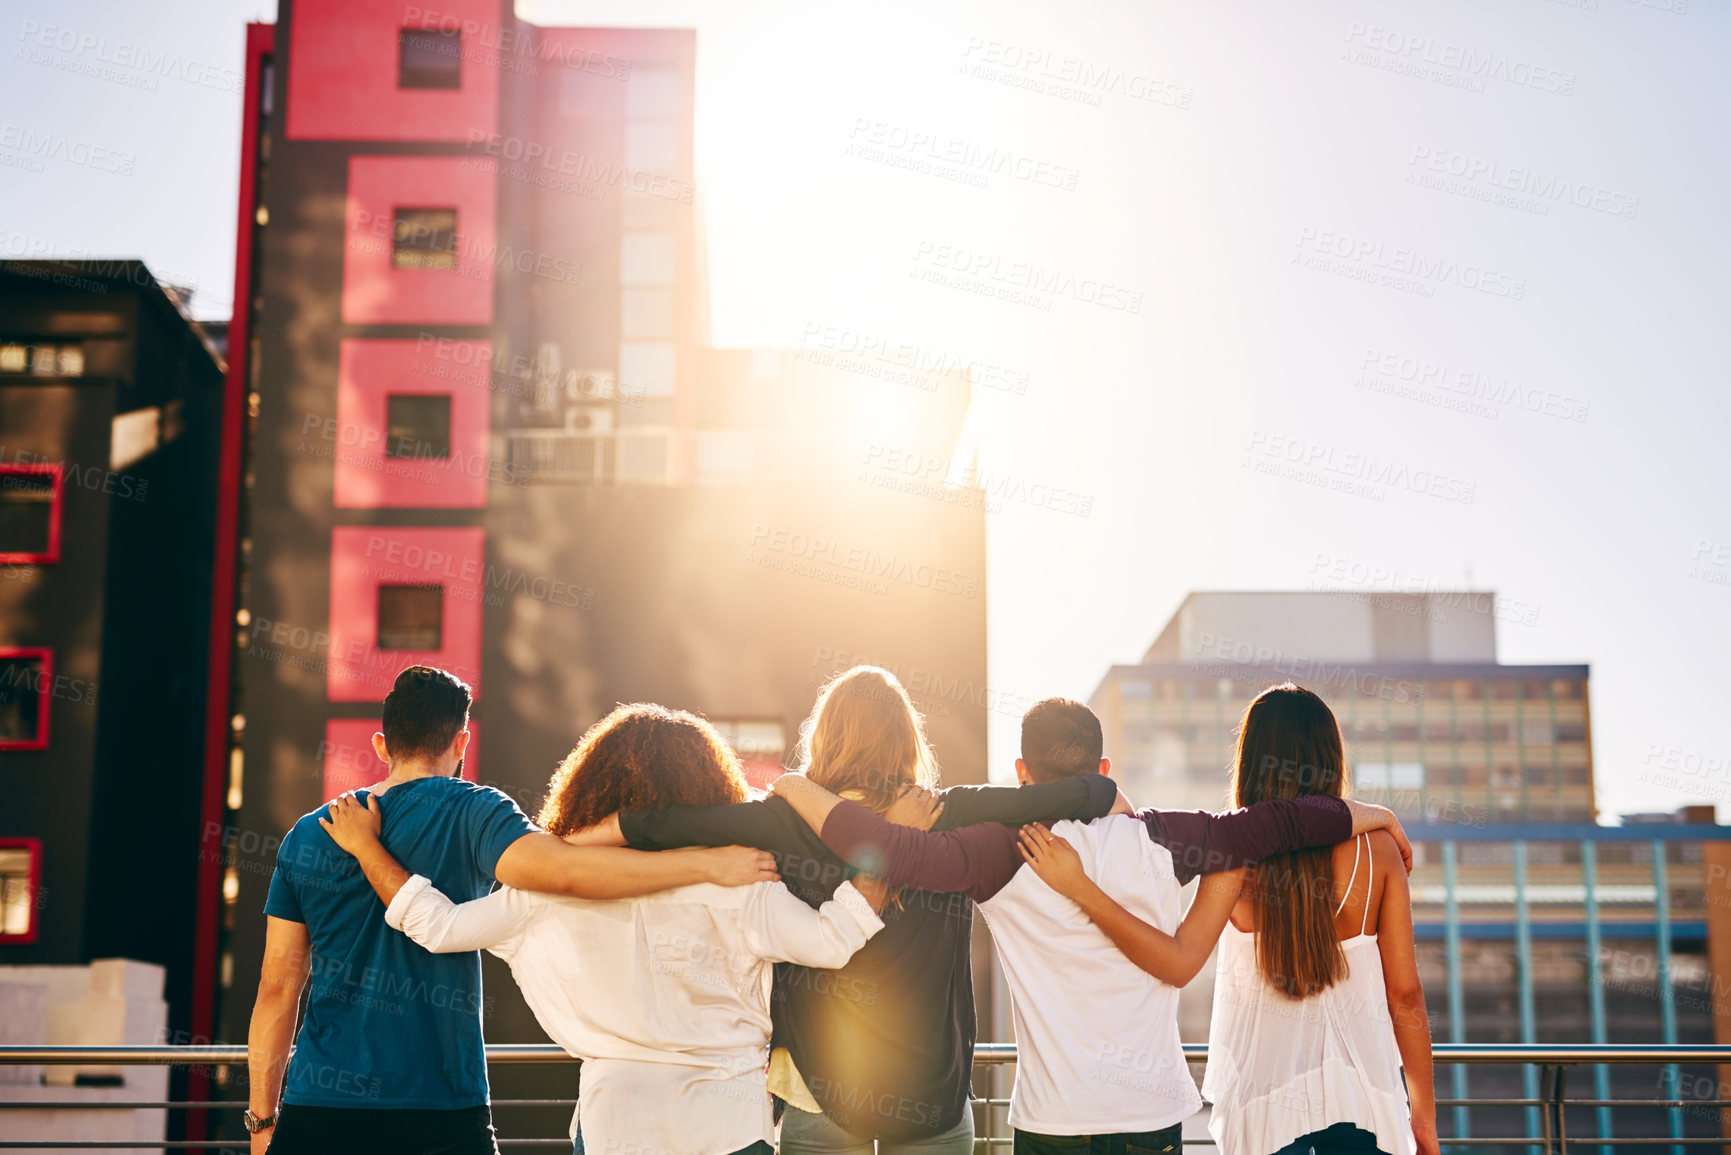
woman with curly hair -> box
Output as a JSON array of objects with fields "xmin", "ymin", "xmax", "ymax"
[{"xmin": 322, "ymin": 703, "xmax": 887, "ymax": 1155}]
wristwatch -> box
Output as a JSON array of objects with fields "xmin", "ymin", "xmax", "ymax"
[{"xmin": 242, "ymin": 1108, "xmax": 277, "ymax": 1133}]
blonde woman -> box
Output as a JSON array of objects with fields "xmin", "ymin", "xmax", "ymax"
[{"xmin": 570, "ymin": 666, "xmax": 1122, "ymax": 1155}]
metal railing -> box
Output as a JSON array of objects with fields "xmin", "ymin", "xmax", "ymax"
[{"xmin": 2, "ymin": 1044, "xmax": 1729, "ymax": 1153}]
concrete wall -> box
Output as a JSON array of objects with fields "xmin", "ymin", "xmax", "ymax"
[{"xmin": 0, "ymin": 959, "xmax": 168, "ymax": 1152}]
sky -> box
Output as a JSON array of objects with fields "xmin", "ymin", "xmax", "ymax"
[{"xmin": 4, "ymin": 0, "xmax": 1727, "ymax": 819}]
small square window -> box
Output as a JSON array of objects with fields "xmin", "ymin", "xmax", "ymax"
[
  {"xmin": 377, "ymin": 585, "xmax": 444, "ymax": 650},
  {"xmin": 621, "ymin": 233, "xmax": 676, "ymax": 286},
  {"xmin": 0, "ymin": 466, "xmax": 61, "ymax": 563},
  {"xmin": 0, "ymin": 340, "xmax": 83, "ymax": 377},
  {"xmin": 399, "ymin": 28, "xmax": 462, "ymax": 90},
  {"xmin": 0, "ymin": 840, "xmax": 40, "ymax": 943},
  {"xmin": 392, "ymin": 208, "xmax": 458, "ymax": 271},
  {"xmin": 385, "ymin": 394, "xmax": 452, "ymax": 459},
  {"xmin": 0, "ymin": 650, "xmax": 50, "ymax": 750},
  {"xmin": 624, "ymin": 123, "xmax": 678, "ymax": 174}
]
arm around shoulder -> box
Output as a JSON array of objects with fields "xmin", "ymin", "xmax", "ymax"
[
  {"xmin": 385, "ymin": 876, "xmax": 529, "ymax": 955},
  {"xmin": 742, "ymin": 879, "xmax": 885, "ymax": 968},
  {"xmin": 493, "ymin": 832, "xmax": 779, "ymax": 898}
]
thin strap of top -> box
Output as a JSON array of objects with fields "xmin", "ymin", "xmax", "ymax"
[
  {"xmin": 1333, "ymin": 832, "xmax": 1363, "ymax": 918},
  {"xmin": 1360, "ymin": 833, "xmax": 1374, "ymax": 936}
]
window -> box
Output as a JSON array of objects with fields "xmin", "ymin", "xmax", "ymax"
[
  {"xmin": 0, "ymin": 340, "xmax": 83, "ymax": 376},
  {"xmin": 377, "ymin": 585, "xmax": 444, "ymax": 650},
  {"xmin": 0, "ymin": 839, "xmax": 40, "ymax": 943},
  {"xmin": 621, "ymin": 233, "xmax": 676, "ymax": 286},
  {"xmin": 392, "ymin": 207, "xmax": 458, "ymax": 270},
  {"xmin": 1356, "ymin": 762, "xmax": 1424, "ymax": 790},
  {"xmin": 0, "ymin": 465, "xmax": 61, "ymax": 563},
  {"xmin": 0, "ymin": 649, "xmax": 50, "ymax": 750},
  {"xmin": 620, "ymin": 289, "xmax": 674, "ymax": 339},
  {"xmin": 385, "ymin": 394, "xmax": 452, "ymax": 459},
  {"xmin": 399, "ymin": 28, "xmax": 462, "ymax": 90},
  {"xmin": 1520, "ymin": 721, "xmax": 1554, "ymax": 746}
]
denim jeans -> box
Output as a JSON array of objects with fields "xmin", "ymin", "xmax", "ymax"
[
  {"xmin": 780, "ymin": 1102, "xmax": 975, "ymax": 1155},
  {"xmin": 1012, "ymin": 1122, "xmax": 1181, "ymax": 1155}
]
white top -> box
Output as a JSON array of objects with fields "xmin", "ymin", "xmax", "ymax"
[
  {"xmin": 977, "ymin": 814, "xmax": 1200, "ymax": 1135},
  {"xmin": 385, "ymin": 875, "xmax": 883, "ymax": 1155},
  {"xmin": 1201, "ymin": 834, "xmax": 1416, "ymax": 1155}
]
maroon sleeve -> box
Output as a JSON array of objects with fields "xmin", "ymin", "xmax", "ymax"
[
  {"xmin": 819, "ymin": 801, "xmax": 1023, "ymax": 902},
  {"xmin": 1137, "ymin": 795, "xmax": 1352, "ymax": 885}
]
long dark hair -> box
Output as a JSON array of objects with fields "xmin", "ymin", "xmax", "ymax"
[{"xmin": 1229, "ymin": 683, "xmax": 1350, "ymax": 998}]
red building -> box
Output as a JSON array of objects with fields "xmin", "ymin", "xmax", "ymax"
[{"xmin": 203, "ymin": 3, "xmax": 989, "ymax": 1142}]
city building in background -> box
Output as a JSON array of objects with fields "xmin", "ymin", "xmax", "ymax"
[
  {"xmin": 1091, "ymin": 590, "xmax": 1593, "ymax": 822},
  {"xmin": 1085, "ymin": 591, "xmax": 1731, "ymax": 1147},
  {"xmin": 0, "ymin": 258, "xmax": 226, "ymax": 1014},
  {"xmin": 201, "ymin": 3, "xmax": 991, "ymax": 1142}
]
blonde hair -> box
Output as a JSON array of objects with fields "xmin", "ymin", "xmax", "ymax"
[{"xmin": 796, "ymin": 666, "xmax": 939, "ymax": 813}]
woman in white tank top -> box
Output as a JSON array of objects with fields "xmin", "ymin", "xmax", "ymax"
[{"xmin": 1202, "ymin": 685, "xmax": 1438, "ymax": 1155}]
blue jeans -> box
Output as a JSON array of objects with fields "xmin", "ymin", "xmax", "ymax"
[{"xmin": 779, "ymin": 1103, "xmax": 975, "ymax": 1155}]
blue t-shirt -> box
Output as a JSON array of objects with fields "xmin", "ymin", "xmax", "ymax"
[{"xmin": 263, "ymin": 775, "xmax": 536, "ymax": 1109}]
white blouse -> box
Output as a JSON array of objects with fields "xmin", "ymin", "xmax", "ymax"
[
  {"xmin": 385, "ymin": 875, "xmax": 884, "ymax": 1155},
  {"xmin": 1201, "ymin": 835, "xmax": 1417, "ymax": 1155}
]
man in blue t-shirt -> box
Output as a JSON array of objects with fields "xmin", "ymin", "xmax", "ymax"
[{"xmin": 244, "ymin": 666, "xmax": 777, "ymax": 1154}]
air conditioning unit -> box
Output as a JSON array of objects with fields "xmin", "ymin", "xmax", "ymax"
[{"xmin": 565, "ymin": 405, "xmax": 615, "ymax": 434}]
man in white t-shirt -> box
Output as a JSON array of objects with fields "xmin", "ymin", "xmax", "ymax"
[{"xmin": 978, "ymin": 699, "xmax": 1243, "ymax": 1155}]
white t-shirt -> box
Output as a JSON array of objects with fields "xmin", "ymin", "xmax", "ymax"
[
  {"xmin": 385, "ymin": 876, "xmax": 882, "ymax": 1155},
  {"xmin": 978, "ymin": 814, "xmax": 1200, "ymax": 1135}
]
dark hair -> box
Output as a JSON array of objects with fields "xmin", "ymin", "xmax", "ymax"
[
  {"xmin": 537, "ymin": 704, "xmax": 749, "ymax": 835},
  {"xmin": 380, "ymin": 666, "xmax": 472, "ymax": 762},
  {"xmin": 1229, "ymin": 683, "xmax": 1349, "ymax": 999},
  {"xmin": 1020, "ymin": 698, "xmax": 1103, "ymax": 782}
]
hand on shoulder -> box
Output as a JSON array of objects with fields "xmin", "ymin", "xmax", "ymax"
[{"xmin": 318, "ymin": 792, "xmax": 382, "ymax": 856}]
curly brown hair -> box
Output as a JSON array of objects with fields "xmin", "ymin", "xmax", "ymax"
[{"xmin": 536, "ymin": 703, "xmax": 749, "ymax": 835}]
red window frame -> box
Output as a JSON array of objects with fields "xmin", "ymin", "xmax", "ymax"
[
  {"xmin": 0, "ymin": 837, "xmax": 43, "ymax": 944},
  {"xmin": 0, "ymin": 647, "xmax": 51, "ymax": 751},
  {"xmin": 0, "ymin": 463, "xmax": 63, "ymax": 564},
  {"xmin": 333, "ymin": 338, "xmax": 491, "ymax": 509},
  {"xmin": 326, "ymin": 527, "xmax": 485, "ymax": 701}
]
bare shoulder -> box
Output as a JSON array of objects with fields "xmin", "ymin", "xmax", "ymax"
[{"xmin": 1366, "ymin": 828, "xmax": 1403, "ymax": 873}]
